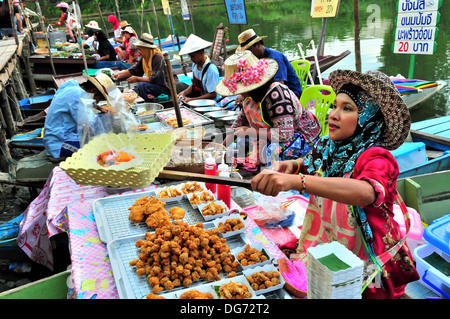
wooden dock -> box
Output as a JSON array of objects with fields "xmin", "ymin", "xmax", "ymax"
[
  {"xmin": 410, "ymin": 115, "xmax": 450, "ymax": 152},
  {"xmin": 0, "ymin": 33, "xmax": 37, "ymax": 184}
]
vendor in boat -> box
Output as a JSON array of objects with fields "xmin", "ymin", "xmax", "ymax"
[
  {"xmin": 82, "ymin": 20, "xmax": 100, "ymax": 50},
  {"xmin": 177, "ymin": 34, "xmax": 221, "ymax": 102},
  {"xmin": 54, "ymin": 2, "xmax": 76, "ymax": 42},
  {"xmin": 217, "ymin": 50, "xmax": 320, "ymax": 168},
  {"xmin": 251, "ymin": 69, "xmax": 420, "ymax": 299},
  {"xmin": 116, "ymin": 26, "xmax": 139, "ymax": 63},
  {"xmin": 92, "ymin": 29, "xmax": 128, "ymax": 69},
  {"xmin": 113, "ymin": 33, "xmax": 171, "ymax": 102},
  {"xmin": 43, "ymin": 73, "xmax": 113, "ymax": 160},
  {"xmin": 236, "ymin": 29, "xmax": 301, "ymax": 99}
]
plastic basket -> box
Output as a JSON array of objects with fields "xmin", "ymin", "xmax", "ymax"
[{"xmin": 60, "ymin": 133, "xmax": 175, "ymax": 188}]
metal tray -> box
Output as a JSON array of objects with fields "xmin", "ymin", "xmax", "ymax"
[
  {"xmin": 93, "ymin": 190, "xmax": 205, "ymax": 244},
  {"xmin": 107, "ymin": 232, "xmax": 249, "ymax": 299},
  {"xmin": 155, "ymin": 106, "xmax": 215, "ymax": 127}
]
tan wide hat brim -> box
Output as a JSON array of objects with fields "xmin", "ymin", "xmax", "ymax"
[
  {"xmin": 83, "ymin": 73, "xmax": 110, "ymax": 102},
  {"xmin": 235, "ymin": 35, "xmax": 267, "ymax": 53},
  {"xmin": 215, "ymin": 56, "xmax": 278, "ymax": 97},
  {"xmin": 329, "ymin": 69, "xmax": 411, "ymax": 150}
]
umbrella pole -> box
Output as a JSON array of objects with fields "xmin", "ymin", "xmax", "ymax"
[
  {"xmin": 309, "ymin": 40, "xmax": 323, "ymax": 85},
  {"xmin": 34, "ymin": 0, "xmax": 56, "ymax": 76}
]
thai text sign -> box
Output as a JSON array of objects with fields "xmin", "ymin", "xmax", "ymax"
[
  {"xmin": 311, "ymin": 0, "xmax": 341, "ymax": 18},
  {"xmin": 224, "ymin": 0, "xmax": 247, "ymax": 25},
  {"xmin": 180, "ymin": 0, "xmax": 190, "ymax": 20},
  {"xmin": 162, "ymin": 0, "xmax": 171, "ymax": 15},
  {"xmin": 393, "ymin": 0, "xmax": 441, "ymax": 55}
]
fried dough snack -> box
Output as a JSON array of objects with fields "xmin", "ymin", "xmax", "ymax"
[
  {"xmin": 201, "ymin": 202, "xmax": 226, "ymax": 216},
  {"xmin": 218, "ymin": 281, "xmax": 252, "ymax": 299},
  {"xmin": 128, "ymin": 195, "xmax": 171, "ymax": 228},
  {"xmin": 218, "ymin": 218, "xmax": 245, "ymax": 234},
  {"xmin": 158, "ymin": 187, "xmax": 182, "ymax": 198},
  {"xmin": 246, "ymin": 270, "xmax": 280, "ymax": 291},
  {"xmin": 181, "ymin": 182, "xmax": 204, "ymax": 194},
  {"xmin": 179, "ymin": 290, "xmax": 213, "ymax": 299},
  {"xmin": 169, "ymin": 207, "xmax": 186, "ymax": 220},
  {"xmin": 129, "ymin": 221, "xmax": 240, "ymax": 294},
  {"xmin": 236, "ymin": 244, "xmax": 269, "ymax": 267},
  {"xmin": 189, "ymin": 192, "xmax": 215, "ymax": 205},
  {"xmin": 165, "ymin": 117, "xmax": 191, "ymax": 127}
]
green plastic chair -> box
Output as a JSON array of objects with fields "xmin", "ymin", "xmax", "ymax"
[
  {"xmin": 299, "ymin": 85, "xmax": 336, "ymax": 136},
  {"xmin": 290, "ymin": 59, "xmax": 311, "ymax": 93}
]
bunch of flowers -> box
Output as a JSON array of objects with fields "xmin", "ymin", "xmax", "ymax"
[{"xmin": 222, "ymin": 59, "xmax": 269, "ymax": 93}]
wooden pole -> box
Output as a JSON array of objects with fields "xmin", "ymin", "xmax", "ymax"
[
  {"xmin": 8, "ymin": 0, "xmax": 19, "ymax": 46},
  {"xmin": 114, "ymin": 0, "xmax": 121, "ymax": 20},
  {"xmin": 353, "ymin": 0, "xmax": 362, "ymax": 72},
  {"xmin": 187, "ymin": 0, "xmax": 195, "ymax": 34},
  {"xmin": 151, "ymin": 0, "xmax": 163, "ymax": 51},
  {"xmin": 21, "ymin": 39, "xmax": 38, "ymax": 96},
  {"xmin": 6, "ymin": 84, "xmax": 23, "ymax": 122},
  {"xmin": 95, "ymin": 1, "xmax": 109, "ymax": 38},
  {"xmin": 163, "ymin": 52, "xmax": 183, "ymax": 128},
  {"xmin": 0, "ymin": 89, "xmax": 17, "ymax": 137},
  {"xmin": 34, "ymin": 0, "xmax": 57, "ymax": 76}
]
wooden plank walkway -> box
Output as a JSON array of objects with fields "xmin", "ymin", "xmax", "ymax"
[
  {"xmin": 0, "ymin": 37, "xmax": 22, "ymax": 92},
  {"xmin": 411, "ymin": 115, "xmax": 450, "ymax": 151}
]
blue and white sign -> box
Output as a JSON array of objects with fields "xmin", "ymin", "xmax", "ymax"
[
  {"xmin": 396, "ymin": 10, "xmax": 440, "ymax": 27},
  {"xmin": 395, "ymin": 26, "xmax": 438, "ymax": 41},
  {"xmin": 397, "ymin": 0, "xmax": 442, "ymax": 13},
  {"xmin": 393, "ymin": 40, "xmax": 437, "ymax": 55},
  {"xmin": 224, "ymin": 0, "xmax": 248, "ymax": 25}
]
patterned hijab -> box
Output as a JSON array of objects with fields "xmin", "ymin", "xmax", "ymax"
[{"xmin": 304, "ymin": 83, "xmax": 385, "ymax": 178}]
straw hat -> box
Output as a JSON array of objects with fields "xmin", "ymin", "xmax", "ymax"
[
  {"xmin": 121, "ymin": 26, "xmax": 135, "ymax": 35},
  {"xmin": 119, "ymin": 21, "xmax": 130, "ymax": 29},
  {"xmin": 215, "ymin": 50, "xmax": 278, "ymax": 97},
  {"xmin": 83, "ymin": 72, "xmax": 115, "ymax": 102},
  {"xmin": 329, "ymin": 69, "xmax": 411, "ymax": 150},
  {"xmin": 179, "ymin": 34, "xmax": 212, "ymax": 56},
  {"xmin": 235, "ymin": 29, "xmax": 267, "ymax": 52},
  {"xmin": 85, "ymin": 21, "xmax": 101, "ymax": 30},
  {"xmin": 134, "ymin": 33, "xmax": 157, "ymax": 49},
  {"xmin": 56, "ymin": 2, "xmax": 70, "ymax": 8}
]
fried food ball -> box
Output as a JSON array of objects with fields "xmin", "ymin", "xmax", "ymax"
[
  {"xmin": 169, "ymin": 207, "xmax": 186, "ymax": 220},
  {"xmin": 179, "ymin": 290, "xmax": 213, "ymax": 299},
  {"xmin": 146, "ymin": 293, "xmax": 166, "ymax": 299}
]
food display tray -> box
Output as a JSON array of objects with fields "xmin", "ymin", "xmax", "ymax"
[
  {"xmin": 155, "ymin": 106, "xmax": 214, "ymax": 127},
  {"xmin": 93, "ymin": 190, "xmax": 205, "ymax": 244},
  {"xmin": 107, "ymin": 232, "xmax": 249, "ymax": 299}
]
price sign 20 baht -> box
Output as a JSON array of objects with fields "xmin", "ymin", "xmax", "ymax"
[{"xmin": 393, "ymin": 0, "xmax": 442, "ymax": 55}]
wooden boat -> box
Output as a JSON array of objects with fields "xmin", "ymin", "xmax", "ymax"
[
  {"xmin": 397, "ymin": 170, "xmax": 450, "ymax": 225},
  {"xmin": 400, "ymin": 80, "xmax": 447, "ymax": 109},
  {"xmin": 18, "ymin": 92, "xmax": 54, "ymax": 115},
  {"xmin": 9, "ymin": 128, "xmax": 44, "ymax": 149},
  {"xmin": 398, "ymin": 150, "xmax": 450, "ymax": 179},
  {"xmin": 0, "ymin": 270, "xmax": 71, "ymax": 299},
  {"xmin": 410, "ymin": 115, "xmax": 450, "ymax": 152},
  {"xmin": 304, "ymin": 50, "xmax": 351, "ymax": 74}
]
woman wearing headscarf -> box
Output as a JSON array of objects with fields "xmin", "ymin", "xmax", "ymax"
[
  {"xmin": 251, "ymin": 69, "xmax": 420, "ymax": 299},
  {"xmin": 216, "ymin": 50, "xmax": 321, "ymax": 170},
  {"xmin": 108, "ymin": 15, "xmax": 121, "ymax": 42},
  {"xmin": 113, "ymin": 33, "xmax": 170, "ymax": 102}
]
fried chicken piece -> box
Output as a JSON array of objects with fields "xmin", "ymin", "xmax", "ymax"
[
  {"xmin": 169, "ymin": 207, "xmax": 186, "ymax": 220},
  {"xmin": 181, "ymin": 182, "xmax": 204, "ymax": 194},
  {"xmin": 179, "ymin": 290, "xmax": 213, "ymax": 299},
  {"xmin": 146, "ymin": 210, "xmax": 171, "ymax": 228},
  {"xmin": 146, "ymin": 293, "xmax": 166, "ymax": 299}
]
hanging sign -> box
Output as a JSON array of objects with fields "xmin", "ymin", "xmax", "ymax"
[
  {"xmin": 311, "ymin": 0, "xmax": 341, "ymax": 18},
  {"xmin": 224, "ymin": 0, "xmax": 248, "ymax": 25},
  {"xmin": 180, "ymin": 0, "xmax": 190, "ymax": 20},
  {"xmin": 162, "ymin": 0, "xmax": 171, "ymax": 15},
  {"xmin": 393, "ymin": 0, "xmax": 441, "ymax": 55}
]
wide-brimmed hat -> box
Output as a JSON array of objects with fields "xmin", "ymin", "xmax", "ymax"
[
  {"xmin": 120, "ymin": 21, "xmax": 130, "ymax": 29},
  {"xmin": 215, "ymin": 50, "xmax": 278, "ymax": 96},
  {"xmin": 56, "ymin": 2, "xmax": 69, "ymax": 8},
  {"xmin": 235, "ymin": 29, "xmax": 267, "ymax": 52},
  {"xmin": 84, "ymin": 72, "xmax": 115, "ymax": 102},
  {"xmin": 85, "ymin": 20, "xmax": 101, "ymax": 30},
  {"xmin": 329, "ymin": 69, "xmax": 411, "ymax": 150},
  {"xmin": 121, "ymin": 26, "xmax": 135, "ymax": 35},
  {"xmin": 134, "ymin": 33, "xmax": 157, "ymax": 49},
  {"xmin": 179, "ymin": 34, "xmax": 212, "ymax": 56}
]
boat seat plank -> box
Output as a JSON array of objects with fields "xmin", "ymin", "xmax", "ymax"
[{"xmin": 410, "ymin": 116, "xmax": 450, "ymax": 130}]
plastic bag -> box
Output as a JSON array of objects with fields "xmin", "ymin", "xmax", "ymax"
[
  {"xmin": 76, "ymin": 78, "xmax": 142, "ymax": 170},
  {"xmin": 251, "ymin": 195, "xmax": 295, "ymax": 228}
]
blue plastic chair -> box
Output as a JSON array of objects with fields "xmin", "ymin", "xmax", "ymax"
[
  {"xmin": 290, "ymin": 59, "xmax": 311, "ymax": 93},
  {"xmin": 299, "ymin": 85, "xmax": 336, "ymax": 136}
]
